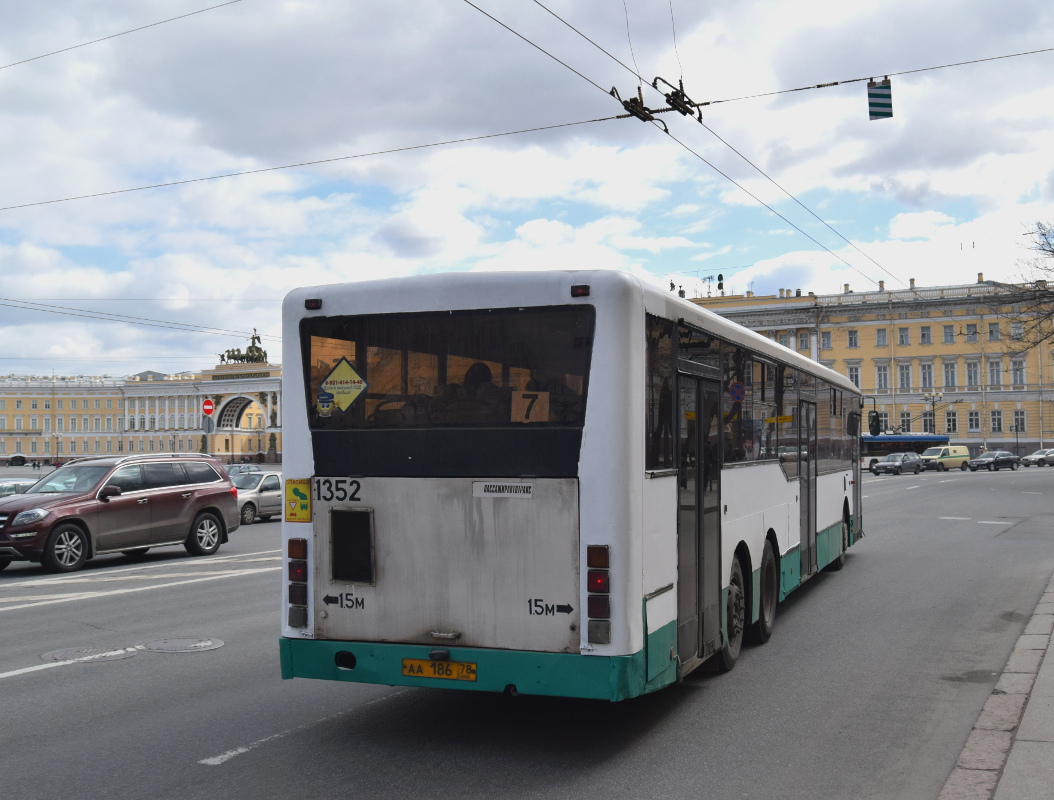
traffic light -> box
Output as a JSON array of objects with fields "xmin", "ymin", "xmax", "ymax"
[
  {"xmin": 867, "ymin": 410, "xmax": 881, "ymax": 436},
  {"xmin": 717, "ymin": 273, "xmax": 724, "ymax": 291}
]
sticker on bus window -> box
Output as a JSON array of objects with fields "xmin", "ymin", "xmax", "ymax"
[
  {"xmin": 511, "ymin": 391, "xmax": 549, "ymax": 423},
  {"xmin": 319, "ymin": 357, "xmax": 368, "ymax": 413}
]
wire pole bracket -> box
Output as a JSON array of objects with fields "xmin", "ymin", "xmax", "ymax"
[
  {"xmin": 652, "ymin": 76, "xmax": 702, "ymax": 121},
  {"xmin": 610, "ymin": 86, "xmax": 668, "ymax": 132}
]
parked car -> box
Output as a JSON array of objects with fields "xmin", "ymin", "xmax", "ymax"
[
  {"xmin": 1020, "ymin": 449, "xmax": 1054, "ymax": 467},
  {"xmin": 0, "ymin": 479, "xmax": 38, "ymax": 498},
  {"xmin": 232, "ymin": 471, "xmax": 282, "ymax": 525},
  {"xmin": 871, "ymin": 452, "xmax": 924, "ymax": 475},
  {"xmin": 227, "ymin": 464, "xmax": 263, "ymax": 477},
  {"xmin": 920, "ymin": 445, "xmax": 971, "ymax": 471},
  {"xmin": 0, "ymin": 454, "xmax": 240, "ymax": 573},
  {"xmin": 967, "ymin": 451, "xmax": 1020, "ymax": 472}
]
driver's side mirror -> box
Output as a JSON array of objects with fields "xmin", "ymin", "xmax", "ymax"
[{"xmin": 99, "ymin": 485, "xmax": 122, "ymax": 501}]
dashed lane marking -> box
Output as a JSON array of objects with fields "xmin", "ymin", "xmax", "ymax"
[{"xmin": 0, "ymin": 566, "xmax": 280, "ymax": 613}]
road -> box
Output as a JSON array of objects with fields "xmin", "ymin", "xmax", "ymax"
[{"xmin": 2, "ymin": 466, "xmax": 1053, "ymax": 799}]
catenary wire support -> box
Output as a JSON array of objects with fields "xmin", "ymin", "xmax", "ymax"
[
  {"xmin": 610, "ymin": 86, "xmax": 669, "ymax": 132},
  {"xmin": 652, "ymin": 76, "xmax": 702, "ymax": 121}
]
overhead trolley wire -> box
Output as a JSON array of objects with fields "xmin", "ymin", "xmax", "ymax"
[
  {"xmin": 0, "ymin": 118, "xmax": 620, "ymax": 213},
  {"xmin": 0, "ymin": 0, "xmax": 246, "ymax": 72}
]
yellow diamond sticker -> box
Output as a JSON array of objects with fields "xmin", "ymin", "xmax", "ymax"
[
  {"xmin": 318, "ymin": 357, "xmax": 368, "ymax": 413},
  {"xmin": 285, "ymin": 479, "xmax": 312, "ymax": 523}
]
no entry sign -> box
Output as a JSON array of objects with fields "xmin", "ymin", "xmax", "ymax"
[{"xmin": 202, "ymin": 398, "xmax": 215, "ymax": 416}]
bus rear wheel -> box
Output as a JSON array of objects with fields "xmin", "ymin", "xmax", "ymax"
[
  {"xmin": 719, "ymin": 558, "xmax": 746, "ymax": 672},
  {"xmin": 749, "ymin": 541, "xmax": 777, "ymax": 644}
]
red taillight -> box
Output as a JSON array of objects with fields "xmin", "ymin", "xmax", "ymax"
[
  {"xmin": 587, "ymin": 569, "xmax": 609, "ymax": 593},
  {"xmin": 229, "ymin": 485, "xmax": 238, "ymax": 499},
  {"xmin": 289, "ymin": 560, "xmax": 307, "ymax": 583}
]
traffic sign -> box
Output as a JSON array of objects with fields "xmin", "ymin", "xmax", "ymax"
[{"xmin": 202, "ymin": 398, "xmax": 215, "ymax": 416}]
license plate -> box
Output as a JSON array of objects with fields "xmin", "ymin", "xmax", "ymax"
[{"xmin": 401, "ymin": 658, "xmax": 477, "ymax": 682}]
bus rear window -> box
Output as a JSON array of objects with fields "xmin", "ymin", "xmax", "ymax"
[{"xmin": 301, "ymin": 306, "xmax": 594, "ymax": 430}]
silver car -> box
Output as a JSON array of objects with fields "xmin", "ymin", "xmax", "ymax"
[{"xmin": 232, "ymin": 471, "xmax": 282, "ymax": 525}]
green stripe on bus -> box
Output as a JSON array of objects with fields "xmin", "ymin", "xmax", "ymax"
[{"xmin": 280, "ymin": 623, "xmax": 679, "ymax": 702}]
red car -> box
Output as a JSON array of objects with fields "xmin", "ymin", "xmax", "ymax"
[{"xmin": 0, "ymin": 454, "xmax": 240, "ymax": 573}]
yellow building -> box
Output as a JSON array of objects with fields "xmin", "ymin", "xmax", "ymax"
[
  {"xmin": 0, "ymin": 362, "xmax": 282, "ymax": 466},
  {"xmin": 696, "ymin": 273, "xmax": 1053, "ymax": 454}
]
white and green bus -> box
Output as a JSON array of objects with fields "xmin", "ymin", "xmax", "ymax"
[{"xmin": 279, "ymin": 270, "xmax": 864, "ymax": 701}]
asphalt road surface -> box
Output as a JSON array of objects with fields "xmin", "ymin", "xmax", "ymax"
[{"xmin": 2, "ymin": 465, "xmax": 1053, "ymax": 799}]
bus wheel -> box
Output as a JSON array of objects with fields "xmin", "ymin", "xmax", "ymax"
[
  {"xmin": 749, "ymin": 541, "xmax": 778, "ymax": 644},
  {"xmin": 719, "ymin": 558, "xmax": 746, "ymax": 671}
]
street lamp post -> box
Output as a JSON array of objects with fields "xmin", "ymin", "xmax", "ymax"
[
  {"xmin": 1012, "ymin": 423, "xmax": 1021, "ymax": 455},
  {"xmin": 923, "ymin": 390, "xmax": 944, "ymax": 434}
]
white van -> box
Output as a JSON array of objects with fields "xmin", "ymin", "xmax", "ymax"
[{"xmin": 920, "ymin": 445, "xmax": 971, "ymax": 471}]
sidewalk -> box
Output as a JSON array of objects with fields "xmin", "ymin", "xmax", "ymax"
[{"xmin": 939, "ymin": 574, "xmax": 1054, "ymax": 800}]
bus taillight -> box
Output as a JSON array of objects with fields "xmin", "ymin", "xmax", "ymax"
[
  {"xmin": 288, "ymin": 538, "xmax": 308, "ymax": 628},
  {"xmin": 586, "ymin": 546, "xmax": 610, "ymax": 644}
]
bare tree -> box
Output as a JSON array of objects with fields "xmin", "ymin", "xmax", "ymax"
[{"xmin": 989, "ymin": 223, "xmax": 1054, "ymax": 349}]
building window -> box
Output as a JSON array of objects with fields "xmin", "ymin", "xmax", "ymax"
[
  {"xmin": 798, "ymin": 333, "xmax": 809, "ymax": 350},
  {"xmin": 1014, "ymin": 410, "xmax": 1026, "ymax": 434},
  {"xmin": 848, "ymin": 330, "xmax": 859, "ymax": 348},
  {"xmin": 94, "ymin": 399, "xmax": 101, "ymax": 409},
  {"xmin": 1011, "ymin": 322, "xmax": 1024, "ymax": 341},
  {"xmin": 988, "ymin": 361, "xmax": 1002, "ymax": 388},
  {"xmin": 900, "ymin": 412, "xmax": 912, "ymax": 432},
  {"xmin": 876, "ymin": 365, "xmax": 889, "ymax": 390},
  {"xmin": 56, "ymin": 418, "xmax": 63, "ymax": 432},
  {"xmin": 944, "ymin": 362, "xmax": 957, "ymax": 388},
  {"xmin": 923, "ymin": 411, "xmax": 934, "ymax": 433},
  {"xmin": 106, "ymin": 399, "xmax": 113, "ymax": 409},
  {"xmin": 991, "ymin": 410, "xmax": 1003, "ymax": 433},
  {"xmin": 988, "ymin": 323, "xmax": 1001, "ymax": 342},
  {"xmin": 778, "ymin": 333, "xmax": 789, "ymax": 347},
  {"xmin": 878, "ymin": 412, "xmax": 889, "ymax": 431},
  {"xmin": 56, "ymin": 399, "xmax": 63, "ymax": 410},
  {"xmin": 966, "ymin": 362, "xmax": 979, "ymax": 387},
  {"xmin": 920, "ymin": 363, "xmax": 933, "ymax": 389},
  {"xmin": 968, "ymin": 411, "xmax": 980, "ymax": 432},
  {"xmin": 899, "ymin": 363, "xmax": 912, "ymax": 390},
  {"xmin": 820, "ymin": 331, "xmax": 831, "ymax": 350},
  {"xmin": 898, "ymin": 328, "xmax": 910, "ymax": 346},
  {"xmin": 876, "ymin": 329, "xmax": 888, "ymax": 347},
  {"xmin": 847, "ymin": 366, "xmax": 860, "ymax": 388},
  {"xmin": 44, "ymin": 400, "xmax": 50, "ymax": 409},
  {"xmin": 965, "ymin": 324, "xmax": 978, "ymax": 343},
  {"xmin": 106, "ymin": 440, "xmax": 113, "ymax": 453},
  {"xmin": 1011, "ymin": 360, "xmax": 1025, "ymax": 385},
  {"xmin": 15, "ymin": 417, "xmax": 23, "ymax": 431},
  {"xmin": 30, "ymin": 416, "xmax": 38, "ymax": 430},
  {"xmin": 946, "ymin": 411, "xmax": 958, "ymax": 433},
  {"xmin": 15, "ymin": 400, "xmax": 22, "ymax": 410},
  {"xmin": 920, "ymin": 326, "xmax": 931, "ymax": 344},
  {"xmin": 943, "ymin": 325, "xmax": 956, "ymax": 344},
  {"xmin": 69, "ymin": 440, "xmax": 76, "ymax": 453}
]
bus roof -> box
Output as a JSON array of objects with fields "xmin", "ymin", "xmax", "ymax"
[{"xmin": 861, "ymin": 434, "xmax": 950, "ymax": 443}]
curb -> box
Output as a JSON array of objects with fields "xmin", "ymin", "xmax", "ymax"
[{"xmin": 938, "ymin": 578, "xmax": 1054, "ymax": 800}]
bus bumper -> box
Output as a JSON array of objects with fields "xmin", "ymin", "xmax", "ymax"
[{"xmin": 279, "ymin": 636, "xmax": 669, "ymax": 702}]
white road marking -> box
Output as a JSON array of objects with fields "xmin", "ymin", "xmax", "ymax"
[
  {"xmin": 940, "ymin": 517, "xmax": 971, "ymax": 520},
  {"xmin": 198, "ymin": 690, "xmax": 411, "ymax": 766},
  {"xmin": 2, "ymin": 549, "xmax": 281, "ymax": 588},
  {"xmin": 978, "ymin": 521, "xmax": 1011, "ymax": 525},
  {"xmin": 0, "ymin": 566, "xmax": 280, "ymax": 613},
  {"xmin": 940, "ymin": 480, "xmax": 954, "ymax": 483},
  {"xmin": 906, "ymin": 486, "xmax": 919, "ymax": 490},
  {"xmin": 3, "ymin": 559, "xmax": 282, "ymax": 591},
  {"xmin": 0, "ymin": 646, "xmax": 141, "ymax": 681},
  {"xmin": 1022, "ymin": 491, "xmax": 1042, "ymax": 494}
]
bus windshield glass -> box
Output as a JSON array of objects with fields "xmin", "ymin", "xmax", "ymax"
[{"xmin": 301, "ymin": 305, "xmax": 594, "ymax": 429}]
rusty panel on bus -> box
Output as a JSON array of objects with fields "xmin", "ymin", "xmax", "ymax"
[{"xmin": 311, "ymin": 477, "xmax": 581, "ymax": 653}]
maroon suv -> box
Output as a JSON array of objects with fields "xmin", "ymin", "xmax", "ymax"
[{"xmin": 0, "ymin": 454, "xmax": 240, "ymax": 573}]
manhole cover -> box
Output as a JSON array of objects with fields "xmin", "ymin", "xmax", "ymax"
[
  {"xmin": 140, "ymin": 637, "xmax": 224, "ymax": 653},
  {"xmin": 41, "ymin": 646, "xmax": 139, "ymax": 663}
]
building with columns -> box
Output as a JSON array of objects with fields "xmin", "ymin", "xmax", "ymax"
[
  {"xmin": 696, "ymin": 273, "xmax": 1054, "ymax": 455},
  {"xmin": 0, "ymin": 362, "xmax": 282, "ymax": 465}
]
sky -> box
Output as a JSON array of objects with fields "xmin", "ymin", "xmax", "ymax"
[{"xmin": 1, "ymin": 0, "xmax": 1053, "ymax": 377}]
